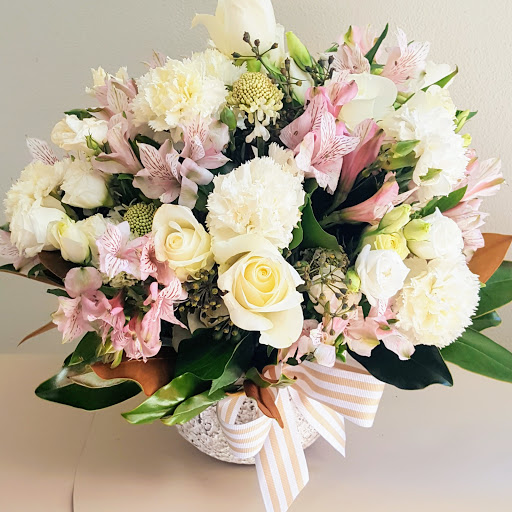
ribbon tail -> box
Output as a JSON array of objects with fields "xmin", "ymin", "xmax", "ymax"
[
  {"xmin": 289, "ymin": 387, "xmax": 346, "ymax": 456},
  {"xmin": 255, "ymin": 390, "xmax": 309, "ymax": 512}
]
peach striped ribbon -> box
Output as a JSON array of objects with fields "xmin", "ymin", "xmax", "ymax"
[{"xmin": 217, "ymin": 360, "xmax": 385, "ymax": 512}]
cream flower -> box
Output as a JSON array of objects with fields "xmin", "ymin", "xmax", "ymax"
[
  {"xmin": 380, "ymin": 86, "xmax": 468, "ymax": 202},
  {"xmin": 58, "ymin": 158, "xmax": 111, "ymax": 209},
  {"xmin": 51, "ymin": 115, "xmax": 108, "ymax": 154},
  {"xmin": 4, "ymin": 161, "xmax": 64, "ymax": 219},
  {"xmin": 206, "ymin": 156, "xmax": 304, "ymax": 249},
  {"xmin": 355, "ymin": 245, "xmax": 410, "ymax": 306},
  {"xmin": 268, "ymin": 143, "xmax": 304, "ymax": 180},
  {"xmin": 47, "ymin": 216, "xmax": 91, "ymax": 264},
  {"xmin": 214, "ymin": 234, "xmax": 304, "ymax": 349},
  {"xmin": 393, "ymin": 256, "xmax": 480, "ymax": 348},
  {"xmin": 152, "ymin": 204, "xmax": 214, "ymax": 281},
  {"xmin": 364, "ymin": 231, "xmax": 410, "ymax": 260},
  {"xmin": 190, "ymin": 49, "xmax": 246, "ymax": 86},
  {"xmin": 338, "ymin": 73, "xmax": 398, "ymax": 130},
  {"xmin": 132, "ymin": 57, "xmax": 228, "ymax": 132},
  {"xmin": 78, "ymin": 214, "xmax": 109, "ymax": 265}
]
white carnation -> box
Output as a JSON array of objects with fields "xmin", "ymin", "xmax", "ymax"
[
  {"xmin": 207, "ymin": 157, "xmax": 305, "ymax": 249},
  {"xmin": 132, "ymin": 57, "xmax": 228, "ymax": 131},
  {"xmin": 5, "ymin": 161, "xmax": 65, "ymax": 220},
  {"xmin": 380, "ymin": 86, "xmax": 468, "ymax": 202},
  {"xmin": 190, "ymin": 49, "xmax": 246, "ymax": 86},
  {"xmin": 393, "ymin": 256, "xmax": 480, "ymax": 348}
]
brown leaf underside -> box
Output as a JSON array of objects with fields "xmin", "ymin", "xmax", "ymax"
[
  {"xmin": 19, "ymin": 321, "xmax": 56, "ymax": 346},
  {"xmin": 468, "ymin": 233, "xmax": 512, "ymax": 283},
  {"xmin": 244, "ymin": 380, "xmax": 284, "ymax": 428}
]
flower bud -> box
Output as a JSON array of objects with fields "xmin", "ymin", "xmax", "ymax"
[
  {"xmin": 378, "ymin": 204, "xmax": 411, "ymax": 234},
  {"xmin": 403, "ymin": 219, "xmax": 431, "ymax": 242},
  {"xmin": 220, "ymin": 107, "xmax": 238, "ymax": 131},
  {"xmin": 285, "ymin": 31, "xmax": 313, "ymax": 71},
  {"xmin": 364, "ymin": 232, "xmax": 410, "ymax": 260},
  {"xmin": 345, "ymin": 268, "xmax": 361, "ymax": 293},
  {"xmin": 47, "ymin": 217, "xmax": 91, "ymax": 264}
]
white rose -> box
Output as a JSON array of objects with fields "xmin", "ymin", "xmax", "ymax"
[
  {"xmin": 192, "ymin": 0, "xmax": 281, "ymax": 57},
  {"xmin": 47, "ymin": 216, "xmax": 91, "ymax": 264},
  {"xmin": 355, "ymin": 244, "xmax": 409, "ymax": 307},
  {"xmin": 9, "ymin": 197, "xmax": 67, "ymax": 257},
  {"xmin": 214, "ymin": 234, "xmax": 304, "ymax": 349},
  {"xmin": 77, "ymin": 214, "xmax": 109, "ymax": 265},
  {"xmin": 407, "ymin": 209, "xmax": 464, "ymax": 260},
  {"xmin": 51, "ymin": 115, "xmax": 108, "ymax": 154},
  {"xmin": 152, "ymin": 204, "xmax": 214, "ymax": 281},
  {"xmin": 58, "ymin": 159, "xmax": 112, "ymax": 209},
  {"xmin": 338, "ymin": 73, "xmax": 397, "ymax": 130}
]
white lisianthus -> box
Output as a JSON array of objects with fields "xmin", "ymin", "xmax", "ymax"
[
  {"xmin": 51, "ymin": 115, "xmax": 108, "ymax": 154},
  {"xmin": 47, "ymin": 217, "xmax": 91, "ymax": 264},
  {"xmin": 58, "ymin": 159, "xmax": 111, "ymax": 209},
  {"xmin": 206, "ymin": 156, "xmax": 304, "ymax": 249},
  {"xmin": 338, "ymin": 73, "xmax": 398, "ymax": 130},
  {"xmin": 355, "ymin": 245, "xmax": 410, "ymax": 306},
  {"xmin": 407, "ymin": 209, "xmax": 464, "ymax": 260},
  {"xmin": 380, "ymin": 86, "xmax": 468, "ymax": 202},
  {"xmin": 4, "ymin": 161, "xmax": 65, "ymax": 219},
  {"xmin": 132, "ymin": 57, "xmax": 228, "ymax": 132},
  {"xmin": 192, "ymin": 0, "xmax": 281, "ymax": 57},
  {"xmin": 9, "ymin": 197, "xmax": 67, "ymax": 257},
  {"xmin": 152, "ymin": 204, "xmax": 214, "ymax": 281},
  {"xmin": 77, "ymin": 214, "xmax": 109, "ymax": 265},
  {"xmin": 393, "ymin": 256, "xmax": 480, "ymax": 348},
  {"xmin": 214, "ymin": 234, "xmax": 304, "ymax": 349},
  {"xmin": 191, "ymin": 49, "xmax": 246, "ymax": 86}
]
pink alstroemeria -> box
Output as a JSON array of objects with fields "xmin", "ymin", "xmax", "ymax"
[
  {"xmin": 444, "ymin": 199, "xmax": 488, "ymax": 260},
  {"xmin": 140, "ymin": 236, "xmax": 175, "ymax": 286},
  {"xmin": 26, "ymin": 137, "xmax": 59, "ymax": 165},
  {"xmin": 338, "ymin": 25, "xmax": 380, "ymax": 58},
  {"xmin": 133, "ymin": 140, "xmax": 212, "ymax": 209},
  {"xmin": 0, "ymin": 230, "xmax": 34, "ymax": 270},
  {"xmin": 334, "ymin": 44, "xmax": 371, "ymax": 75},
  {"xmin": 460, "ymin": 158, "xmax": 504, "ymax": 202},
  {"xmin": 93, "ymin": 114, "xmax": 142, "ymax": 175},
  {"xmin": 335, "ymin": 173, "xmax": 399, "ymax": 224},
  {"xmin": 94, "ymin": 76, "xmax": 137, "ymax": 121},
  {"xmin": 335, "ymin": 119, "xmax": 385, "ymax": 205},
  {"xmin": 98, "ymin": 293, "xmax": 127, "ymax": 345},
  {"xmin": 381, "ymin": 28, "xmax": 430, "ymax": 92},
  {"xmin": 96, "ymin": 222, "xmax": 143, "ymax": 279},
  {"xmin": 52, "ymin": 267, "xmax": 109, "ymax": 344},
  {"xmin": 295, "ymin": 113, "xmax": 360, "ymax": 193}
]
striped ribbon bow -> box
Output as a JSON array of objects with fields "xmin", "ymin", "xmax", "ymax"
[{"xmin": 217, "ymin": 360, "xmax": 385, "ymax": 512}]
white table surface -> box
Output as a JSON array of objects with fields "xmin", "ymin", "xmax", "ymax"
[{"xmin": 1, "ymin": 354, "xmax": 511, "ymax": 512}]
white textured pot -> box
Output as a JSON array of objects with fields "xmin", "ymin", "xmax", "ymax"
[{"xmin": 176, "ymin": 397, "xmax": 319, "ymax": 464}]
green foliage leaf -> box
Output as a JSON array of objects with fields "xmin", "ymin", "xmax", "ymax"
[
  {"xmin": 175, "ymin": 329, "xmax": 239, "ymax": 381},
  {"xmin": 35, "ymin": 358, "xmax": 140, "ymax": 410},
  {"xmin": 471, "ymin": 311, "xmax": 502, "ymax": 332},
  {"xmin": 422, "ymin": 66, "xmax": 458, "ymax": 91},
  {"xmin": 300, "ymin": 197, "xmax": 340, "ymax": 252},
  {"xmin": 121, "ymin": 372, "xmax": 205, "ymax": 425},
  {"xmin": 46, "ymin": 288, "xmax": 69, "ymax": 298},
  {"xmin": 64, "ymin": 109, "xmax": 94, "ymax": 120},
  {"xmin": 474, "ymin": 261, "xmax": 512, "ymax": 317},
  {"xmin": 365, "ymin": 23, "xmax": 389, "ymax": 63},
  {"xmin": 69, "ymin": 332, "xmax": 102, "ymax": 366},
  {"xmin": 349, "ymin": 344, "xmax": 453, "ymax": 390},
  {"xmin": 441, "ymin": 328, "xmax": 512, "ymax": 383},
  {"xmin": 161, "ymin": 390, "xmax": 226, "ymax": 426},
  {"xmin": 210, "ymin": 335, "xmax": 255, "ymax": 394},
  {"xmin": 245, "ymin": 367, "xmax": 296, "ymax": 388},
  {"xmin": 415, "ymin": 186, "xmax": 467, "ymax": 218}
]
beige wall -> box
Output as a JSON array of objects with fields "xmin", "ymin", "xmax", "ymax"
[{"xmin": 0, "ymin": 0, "xmax": 510, "ymax": 356}]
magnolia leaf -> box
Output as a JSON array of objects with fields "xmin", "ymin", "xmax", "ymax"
[
  {"xmin": 349, "ymin": 344, "xmax": 453, "ymax": 390},
  {"xmin": 38, "ymin": 251, "xmax": 76, "ymax": 279},
  {"xmin": 300, "ymin": 197, "xmax": 340, "ymax": 252},
  {"xmin": 244, "ymin": 381, "xmax": 284, "ymax": 427},
  {"xmin": 441, "ymin": 328, "xmax": 512, "ymax": 383},
  {"xmin": 245, "ymin": 366, "xmax": 296, "ymax": 389},
  {"xmin": 121, "ymin": 372, "xmax": 205, "ymax": 425},
  {"xmin": 0, "ymin": 265, "xmax": 63, "ymax": 287},
  {"xmin": 35, "ymin": 359, "xmax": 140, "ymax": 410},
  {"xmin": 209, "ymin": 335, "xmax": 255, "ymax": 395},
  {"xmin": 474, "ymin": 260, "xmax": 512, "ymax": 317},
  {"xmin": 69, "ymin": 332, "xmax": 102, "ymax": 366},
  {"xmin": 161, "ymin": 389, "xmax": 226, "ymax": 426},
  {"xmin": 92, "ymin": 348, "xmax": 176, "ymax": 397},
  {"xmin": 468, "ymin": 233, "xmax": 512, "ymax": 284},
  {"xmin": 19, "ymin": 321, "xmax": 56, "ymax": 346},
  {"xmin": 471, "ymin": 311, "xmax": 502, "ymax": 332}
]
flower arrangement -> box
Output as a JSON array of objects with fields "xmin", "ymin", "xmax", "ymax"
[{"xmin": 2, "ymin": 0, "xmax": 512, "ymax": 510}]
